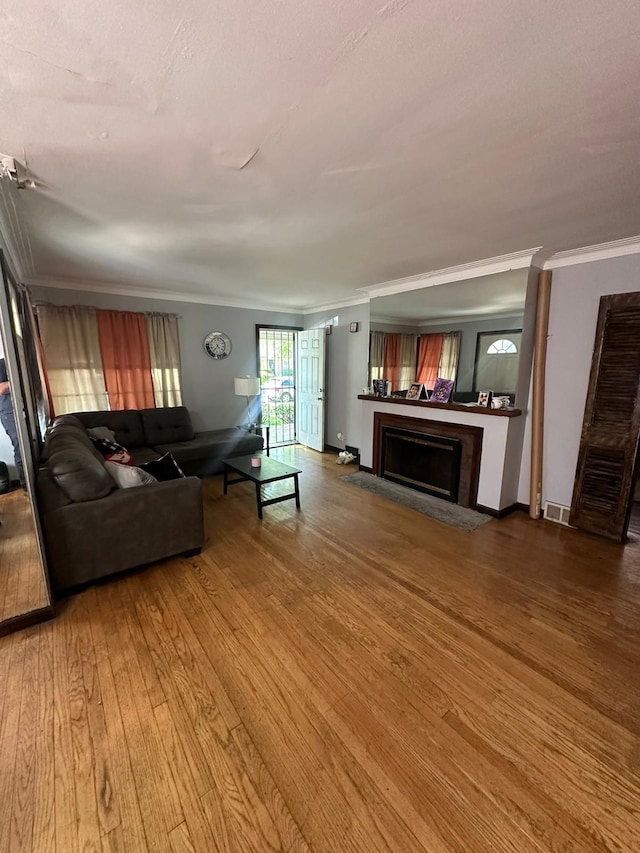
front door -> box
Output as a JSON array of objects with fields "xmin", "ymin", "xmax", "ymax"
[{"xmin": 295, "ymin": 329, "xmax": 325, "ymax": 452}]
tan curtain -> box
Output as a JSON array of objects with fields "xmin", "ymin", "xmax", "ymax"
[
  {"xmin": 147, "ymin": 313, "xmax": 183, "ymax": 407},
  {"xmin": 439, "ymin": 332, "xmax": 461, "ymax": 382},
  {"xmin": 398, "ymin": 334, "xmax": 418, "ymax": 389},
  {"xmin": 368, "ymin": 331, "xmax": 385, "ymax": 385},
  {"xmin": 97, "ymin": 310, "xmax": 155, "ymax": 410},
  {"xmin": 36, "ymin": 305, "xmax": 108, "ymax": 414},
  {"xmin": 416, "ymin": 333, "xmax": 444, "ymax": 388}
]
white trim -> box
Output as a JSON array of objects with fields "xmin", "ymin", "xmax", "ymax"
[
  {"xmin": 26, "ymin": 274, "xmax": 371, "ymax": 315},
  {"xmin": 359, "ymin": 247, "xmax": 541, "ymax": 298},
  {"xmin": 301, "ymin": 295, "xmax": 369, "ymax": 315},
  {"xmin": 544, "ymin": 235, "xmax": 640, "ymax": 269},
  {"xmin": 370, "ymin": 308, "xmax": 525, "ymax": 328},
  {"xmin": 24, "ymin": 275, "xmax": 306, "ymax": 314}
]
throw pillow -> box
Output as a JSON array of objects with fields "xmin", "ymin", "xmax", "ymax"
[
  {"xmin": 87, "ymin": 426, "xmax": 117, "ymax": 442},
  {"xmin": 105, "ymin": 461, "xmax": 157, "ymax": 489},
  {"xmin": 139, "ymin": 452, "xmax": 186, "ymax": 482},
  {"xmin": 91, "ymin": 437, "xmax": 134, "ymax": 466}
]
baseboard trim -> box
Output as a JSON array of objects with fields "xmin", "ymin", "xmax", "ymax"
[
  {"xmin": 358, "ymin": 465, "xmax": 374, "ymax": 474},
  {"xmin": 476, "ymin": 502, "xmax": 522, "ymax": 519},
  {"xmin": 516, "ymin": 502, "xmax": 530, "ymax": 514},
  {"xmin": 0, "ymin": 604, "xmax": 55, "ymax": 638},
  {"xmin": 325, "ymin": 444, "xmax": 341, "ymax": 454}
]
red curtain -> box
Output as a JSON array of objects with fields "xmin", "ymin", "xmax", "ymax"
[
  {"xmin": 97, "ymin": 310, "xmax": 155, "ymax": 410},
  {"xmin": 382, "ymin": 333, "xmax": 401, "ymax": 391},
  {"xmin": 416, "ymin": 333, "xmax": 444, "ymax": 388}
]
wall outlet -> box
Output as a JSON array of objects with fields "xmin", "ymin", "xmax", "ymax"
[{"xmin": 337, "ymin": 432, "xmax": 344, "ymax": 441}]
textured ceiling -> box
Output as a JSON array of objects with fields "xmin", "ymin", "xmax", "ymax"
[{"xmin": 1, "ymin": 0, "xmax": 640, "ymax": 310}]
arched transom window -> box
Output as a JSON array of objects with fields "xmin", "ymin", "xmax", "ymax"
[{"xmin": 487, "ymin": 339, "xmax": 518, "ymax": 354}]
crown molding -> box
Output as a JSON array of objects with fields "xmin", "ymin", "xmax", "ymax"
[
  {"xmin": 24, "ymin": 275, "xmax": 307, "ymax": 315},
  {"xmin": 360, "ymin": 247, "xmax": 541, "ymax": 298},
  {"xmin": 301, "ymin": 294, "xmax": 370, "ymax": 315},
  {"xmin": 0, "ymin": 180, "xmax": 34, "ymax": 281},
  {"xmin": 370, "ymin": 308, "xmax": 525, "ymax": 328},
  {"xmin": 543, "ymin": 235, "xmax": 640, "ymax": 269}
]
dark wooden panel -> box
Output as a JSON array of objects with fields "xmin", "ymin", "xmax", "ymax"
[{"xmin": 570, "ymin": 292, "xmax": 640, "ymax": 540}]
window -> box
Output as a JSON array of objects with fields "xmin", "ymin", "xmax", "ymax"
[{"xmin": 487, "ymin": 339, "xmax": 518, "ymax": 354}]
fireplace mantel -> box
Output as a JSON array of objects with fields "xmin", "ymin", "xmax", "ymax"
[{"xmin": 359, "ymin": 398, "xmax": 523, "ymax": 513}]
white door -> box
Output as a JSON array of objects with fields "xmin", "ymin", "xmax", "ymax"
[{"xmin": 295, "ymin": 329, "xmax": 325, "ymax": 451}]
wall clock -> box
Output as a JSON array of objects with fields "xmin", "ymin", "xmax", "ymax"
[{"xmin": 204, "ymin": 331, "xmax": 232, "ymax": 360}]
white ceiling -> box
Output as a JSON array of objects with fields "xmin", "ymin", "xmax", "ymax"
[
  {"xmin": 370, "ymin": 269, "xmax": 529, "ymax": 325},
  {"xmin": 1, "ymin": 0, "xmax": 640, "ymax": 310}
]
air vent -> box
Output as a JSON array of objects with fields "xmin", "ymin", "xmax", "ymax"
[{"xmin": 543, "ymin": 501, "xmax": 572, "ymax": 526}]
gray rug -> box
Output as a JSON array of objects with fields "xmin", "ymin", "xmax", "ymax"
[{"xmin": 340, "ymin": 471, "xmax": 491, "ymax": 532}]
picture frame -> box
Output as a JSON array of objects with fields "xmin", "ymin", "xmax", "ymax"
[
  {"xmin": 406, "ymin": 382, "xmax": 429, "ymax": 401},
  {"xmin": 372, "ymin": 378, "xmax": 389, "ymax": 397},
  {"xmin": 477, "ymin": 390, "xmax": 493, "ymax": 407},
  {"xmin": 349, "ymin": 322, "xmax": 359, "ymax": 333},
  {"xmin": 430, "ymin": 377, "xmax": 454, "ymax": 403}
]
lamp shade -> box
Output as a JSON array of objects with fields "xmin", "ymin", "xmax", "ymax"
[{"xmin": 234, "ymin": 377, "xmax": 261, "ymax": 397}]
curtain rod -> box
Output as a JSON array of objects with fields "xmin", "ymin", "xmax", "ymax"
[{"xmin": 31, "ymin": 301, "xmax": 181, "ymax": 319}]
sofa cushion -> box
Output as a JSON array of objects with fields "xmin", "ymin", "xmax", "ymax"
[
  {"xmin": 105, "ymin": 461, "xmax": 157, "ymax": 489},
  {"xmin": 130, "ymin": 447, "xmax": 162, "ymax": 465},
  {"xmin": 48, "ymin": 442, "xmax": 115, "ymax": 502},
  {"xmin": 154, "ymin": 428, "xmax": 263, "ymax": 464},
  {"xmin": 74, "ymin": 410, "xmax": 146, "ymax": 448},
  {"xmin": 141, "ymin": 406, "xmax": 195, "ymax": 446}
]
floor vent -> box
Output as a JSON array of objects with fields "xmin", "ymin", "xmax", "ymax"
[{"xmin": 543, "ymin": 501, "xmax": 572, "ymax": 526}]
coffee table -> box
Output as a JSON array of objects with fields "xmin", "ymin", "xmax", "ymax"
[{"xmin": 222, "ymin": 454, "xmax": 302, "ymax": 519}]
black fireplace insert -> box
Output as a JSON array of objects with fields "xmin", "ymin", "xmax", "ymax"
[{"xmin": 381, "ymin": 426, "xmax": 462, "ymax": 503}]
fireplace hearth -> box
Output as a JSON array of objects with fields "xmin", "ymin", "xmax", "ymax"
[{"xmin": 381, "ymin": 427, "xmax": 462, "ymax": 502}]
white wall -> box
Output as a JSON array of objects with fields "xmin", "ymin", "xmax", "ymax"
[
  {"xmin": 520, "ymin": 253, "xmax": 640, "ymax": 507},
  {"xmin": 28, "ymin": 286, "xmax": 303, "ymax": 431}
]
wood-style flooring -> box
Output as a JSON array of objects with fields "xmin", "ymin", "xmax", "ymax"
[
  {"xmin": 1, "ymin": 445, "xmax": 640, "ymax": 852},
  {"xmin": 0, "ymin": 488, "xmax": 49, "ymax": 624}
]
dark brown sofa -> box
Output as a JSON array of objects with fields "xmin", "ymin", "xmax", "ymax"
[
  {"xmin": 37, "ymin": 413, "xmax": 206, "ymax": 593},
  {"xmin": 73, "ymin": 406, "xmax": 264, "ymax": 476}
]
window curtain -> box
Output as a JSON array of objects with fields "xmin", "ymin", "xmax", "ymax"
[
  {"xmin": 368, "ymin": 331, "xmax": 385, "ymax": 385},
  {"xmin": 96, "ymin": 310, "xmax": 155, "ymax": 410},
  {"xmin": 382, "ymin": 333, "xmax": 417, "ymax": 392},
  {"xmin": 147, "ymin": 313, "xmax": 183, "ymax": 407},
  {"xmin": 398, "ymin": 334, "xmax": 418, "ymax": 389},
  {"xmin": 416, "ymin": 333, "xmax": 444, "ymax": 388},
  {"xmin": 439, "ymin": 332, "xmax": 461, "ymax": 382},
  {"xmin": 36, "ymin": 305, "xmax": 109, "ymax": 414}
]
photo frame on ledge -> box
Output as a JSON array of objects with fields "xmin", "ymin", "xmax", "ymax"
[
  {"xmin": 431, "ymin": 377, "xmax": 454, "ymax": 403},
  {"xmin": 406, "ymin": 382, "xmax": 430, "ymax": 401},
  {"xmin": 372, "ymin": 378, "xmax": 389, "ymax": 397},
  {"xmin": 477, "ymin": 390, "xmax": 493, "ymax": 407}
]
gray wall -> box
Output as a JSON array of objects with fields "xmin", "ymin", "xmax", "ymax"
[
  {"xmin": 419, "ymin": 314, "xmax": 524, "ymax": 391},
  {"xmin": 29, "ymin": 286, "xmax": 303, "ymax": 431},
  {"xmin": 305, "ymin": 303, "xmax": 370, "ymax": 452},
  {"xmin": 0, "ymin": 333, "xmax": 15, "ymax": 478},
  {"xmin": 523, "ymin": 253, "xmax": 640, "ymax": 507}
]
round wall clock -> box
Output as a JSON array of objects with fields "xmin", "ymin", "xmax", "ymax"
[{"xmin": 203, "ymin": 331, "xmax": 232, "ymax": 360}]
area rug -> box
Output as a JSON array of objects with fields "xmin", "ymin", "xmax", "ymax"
[{"xmin": 340, "ymin": 471, "xmax": 492, "ymax": 532}]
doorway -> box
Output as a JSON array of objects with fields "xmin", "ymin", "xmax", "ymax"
[{"xmin": 256, "ymin": 326, "xmax": 301, "ymax": 446}]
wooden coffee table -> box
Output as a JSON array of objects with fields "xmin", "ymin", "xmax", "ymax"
[{"xmin": 222, "ymin": 454, "xmax": 302, "ymax": 519}]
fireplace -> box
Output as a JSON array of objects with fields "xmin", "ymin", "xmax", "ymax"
[
  {"xmin": 373, "ymin": 412, "xmax": 483, "ymax": 508},
  {"xmin": 381, "ymin": 427, "xmax": 462, "ymax": 502}
]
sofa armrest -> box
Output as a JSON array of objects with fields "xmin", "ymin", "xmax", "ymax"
[{"xmin": 41, "ymin": 476, "xmax": 204, "ymax": 591}]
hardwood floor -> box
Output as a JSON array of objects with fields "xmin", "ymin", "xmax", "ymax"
[
  {"xmin": 1, "ymin": 445, "xmax": 640, "ymax": 852},
  {"xmin": 0, "ymin": 488, "xmax": 49, "ymax": 623}
]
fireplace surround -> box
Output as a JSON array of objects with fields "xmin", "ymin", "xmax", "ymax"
[{"xmin": 373, "ymin": 412, "xmax": 483, "ymax": 508}]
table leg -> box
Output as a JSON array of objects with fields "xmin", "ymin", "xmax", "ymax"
[
  {"xmin": 266, "ymin": 426, "xmax": 270, "ymax": 457},
  {"xmin": 294, "ymin": 473, "xmax": 300, "ymax": 510},
  {"xmin": 223, "ymin": 466, "xmax": 228, "ymax": 495},
  {"xmin": 255, "ymin": 482, "xmax": 263, "ymax": 519}
]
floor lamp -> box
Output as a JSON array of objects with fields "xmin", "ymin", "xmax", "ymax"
[{"xmin": 234, "ymin": 376, "xmax": 261, "ymax": 427}]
